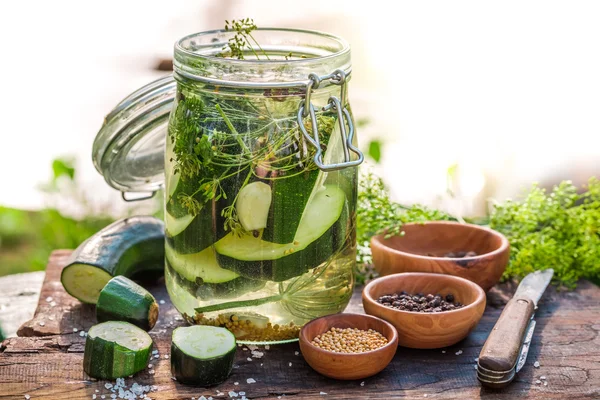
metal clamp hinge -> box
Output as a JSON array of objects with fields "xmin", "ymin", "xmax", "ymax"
[{"xmin": 297, "ymin": 70, "xmax": 364, "ymax": 172}]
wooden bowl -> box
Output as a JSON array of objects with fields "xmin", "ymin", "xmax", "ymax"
[
  {"xmin": 371, "ymin": 221, "xmax": 510, "ymax": 291},
  {"xmin": 299, "ymin": 313, "xmax": 398, "ymax": 380},
  {"xmin": 362, "ymin": 273, "xmax": 486, "ymax": 349}
]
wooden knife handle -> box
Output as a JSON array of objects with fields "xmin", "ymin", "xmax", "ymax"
[{"xmin": 478, "ymin": 296, "xmax": 535, "ymax": 372}]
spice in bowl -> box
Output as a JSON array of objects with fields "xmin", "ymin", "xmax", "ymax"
[
  {"xmin": 376, "ymin": 292, "xmax": 465, "ymax": 313},
  {"xmin": 311, "ymin": 327, "xmax": 388, "ymax": 353}
]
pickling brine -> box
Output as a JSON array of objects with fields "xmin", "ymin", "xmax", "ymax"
[{"xmin": 93, "ymin": 27, "xmax": 362, "ymax": 344}]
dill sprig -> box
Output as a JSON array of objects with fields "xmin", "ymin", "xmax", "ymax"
[{"xmin": 219, "ymin": 18, "xmax": 270, "ymax": 60}]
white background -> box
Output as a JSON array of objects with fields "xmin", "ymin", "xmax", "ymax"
[{"xmin": 0, "ymin": 0, "xmax": 599, "ymax": 217}]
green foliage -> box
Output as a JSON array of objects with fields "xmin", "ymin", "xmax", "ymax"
[
  {"xmin": 356, "ymin": 167, "xmax": 456, "ymax": 282},
  {"xmin": 219, "ymin": 18, "xmax": 269, "ymax": 60},
  {"xmin": 490, "ymin": 178, "xmax": 600, "ymax": 288},
  {"xmin": 367, "ymin": 140, "xmax": 382, "ymax": 163},
  {"xmin": 0, "ymin": 157, "xmax": 115, "ymax": 277}
]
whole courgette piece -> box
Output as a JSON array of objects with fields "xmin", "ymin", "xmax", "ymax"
[
  {"xmin": 61, "ymin": 215, "xmax": 164, "ymax": 304},
  {"xmin": 96, "ymin": 276, "xmax": 159, "ymax": 331}
]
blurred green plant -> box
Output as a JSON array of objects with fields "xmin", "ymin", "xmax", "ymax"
[
  {"xmin": 490, "ymin": 178, "xmax": 600, "ymax": 288},
  {"xmin": 0, "ymin": 158, "xmax": 115, "ymax": 277}
]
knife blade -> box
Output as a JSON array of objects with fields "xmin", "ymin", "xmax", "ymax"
[{"xmin": 477, "ymin": 269, "xmax": 554, "ymax": 388}]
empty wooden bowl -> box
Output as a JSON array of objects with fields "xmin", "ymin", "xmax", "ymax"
[
  {"xmin": 362, "ymin": 272, "xmax": 486, "ymax": 349},
  {"xmin": 299, "ymin": 313, "xmax": 398, "ymax": 380},
  {"xmin": 371, "ymin": 221, "xmax": 510, "ymax": 291}
]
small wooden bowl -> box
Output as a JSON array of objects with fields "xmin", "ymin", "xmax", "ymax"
[
  {"xmin": 299, "ymin": 313, "xmax": 398, "ymax": 380},
  {"xmin": 362, "ymin": 273, "xmax": 486, "ymax": 349},
  {"xmin": 371, "ymin": 221, "xmax": 510, "ymax": 291}
]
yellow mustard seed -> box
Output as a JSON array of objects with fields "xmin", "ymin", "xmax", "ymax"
[{"xmin": 311, "ymin": 327, "xmax": 388, "ymax": 354}]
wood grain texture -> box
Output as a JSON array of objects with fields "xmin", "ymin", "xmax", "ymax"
[
  {"xmin": 371, "ymin": 222, "xmax": 510, "ymax": 291},
  {"xmin": 0, "ymin": 251, "xmax": 599, "ymax": 399},
  {"xmin": 362, "ymin": 273, "xmax": 486, "ymax": 349},
  {"xmin": 298, "ymin": 313, "xmax": 398, "ymax": 380},
  {"xmin": 479, "ymin": 296, "xmax": 535, "ymax": 372},
  {"xmin": 0, "ymin": 271, "xmax": 44, "ymax": 338}
]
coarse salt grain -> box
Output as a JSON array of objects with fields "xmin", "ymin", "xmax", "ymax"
[
  {"xmin": 455, "ymin": 350, "xmax": 463, "ymax": 355},
  {"xmin": 265, "ymin": 345, "xmax": 270, "ymax": 350},
  {"xmin": 247, "ymin": 357, "xmax": 252, "ymax": 362},
  {"xmin": 39, "ymin": 321, "xmax": 45, "ymax": 326},
  {"xmin": 544, "ymin": 381, "xmax": 548, "ymax": 386},
  {"xmin": 105, "ymin": 383, "xmax": 113, "ymax": 389},
  {"xmin": 152, "ymin": 350, "xmax": 159, "ymax": 355},
  {"xmin": 24, "ymin": 396, "xmax": 30, "ymax": 400},
  {"xmin": 79, "ymin": 331, "xmax": 86, "ymax": 337},
  {"xmin": 442, "ymin": 350, "xmax": 446, "ymax": 354},
  {"xmin": 46, "ymin": 297, "xmax": 53, "ymax": 302},
  {"xmin": 289, "ymin": 362, "xmax": 292, "ymax": 367},
  {"xmin": 93, "ymin": 395, "xmax": 97, "ymax": 399},
  {"xmin": 320, "ymin": 392, "xmax": 327, "ymax": 395},
  {"xmin": 149, "ymin": 370, "xmax": 155, "ymax": 375},
  {"xmin": 360, "ymin": 381, "xmax": 365, "ymax": 386},
  {"xmin": 536, "ymin": 380, "xmax": 542, "ymax": 384},
  {"xmin": 534, "ymin": 361, "xmax": 540, "ymax": 368},
  {"xmin": 294, "ymin": 351, "xmax": 299, "ymax": 356},
  {"xmin": 228, "ymin": 391, "xmax": 238, "ymax": 398},
  {"xmin": 159, "ymin": 300, "xmax": 166, "ymax": 305},
  {"xmin": 243, "ymin": 347, "xmax": 248, "ymax": 351},
  {"xmin": 148, "ymin": 364, "xmax": 153, "ymax": 369},
  {"xmin": 164, "ymin": 355, "xmax": 169, "ymax": 359},
  {"xmin": 239, "ymin": 392, "xmax": 245, "ymax": 396},
  {"xmin": 247, "ymin": 378, "xmax": 256, "ymax": 384},
  {"xmin": 234, "ymin": 382, "xmax": 239, "ymax": 385},
  {"xmin": 540, "ymin": 376, "xmax": 546, "ymax": 380},
  {"xmin": 73, "ymin": 328, "xmax": 78, "ymax": 332},
  {"xmin": 50, "ymin": 301, "xmax": 57, "ymax": 307}
]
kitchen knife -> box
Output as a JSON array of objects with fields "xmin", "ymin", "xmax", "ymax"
[{"xmin": 477, "ymin": 269, "xmax": 554, "ymax": 388}]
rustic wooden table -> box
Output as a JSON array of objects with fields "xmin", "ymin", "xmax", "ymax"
[{"xmin": 1, "ymin": 250, "xmax": 599, "ymax": 400}]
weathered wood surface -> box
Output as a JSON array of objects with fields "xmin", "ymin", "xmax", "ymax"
[
  {"xmin": 0, "ymin": 271, "xmax": 44, "ymax": 338},
  {"xmin": 1, "ymin": 250, "xmax": 599, "ymax": 400}
]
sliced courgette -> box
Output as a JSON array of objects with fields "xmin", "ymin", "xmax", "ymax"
[
  {"xmin": 171, "ymin": 325, "xmax": 236, "ymax": 386},
  {"xmin": 215, "ymin": 185, "xmax": 348, "ymax": 281},
  {"xmin": 165, "ymin": 261, "xmax": 265, "ymax": 300},
  {"xmin": 96, "ymin": 276, "xmax": 159, "ymax": 331},
  {"xmin": 61, "ymin": 216, "xmax": 164, "ymax": 304},
  {"xmin": 83, "ymin": 321, "xmax": 152, "ymax": 379},
  {"xmin": 165, "ymin": 243, "xmax": 239, "ymax": 284},
  {"xmin": 261, "ymin": 169, "xmax": 320, "ymax": 244}
]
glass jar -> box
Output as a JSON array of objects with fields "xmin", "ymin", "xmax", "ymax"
[{"xmin": 93, "ymin": 28, "xmax": 363, "ymax": 344}]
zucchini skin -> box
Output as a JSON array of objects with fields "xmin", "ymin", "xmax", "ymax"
[
  {"xmin": 216, "ymin": 202, "xmax": 349, "ymax": 281},
  {"xmin": 83, "ymin": 325, "xmax": 151, "ymax": 379},
  {"xmin": 170, "ymin": 340, "xmax": 235, "ymax": 386},
  {"xmin": 65, "ymin": 215, "xmax": 164, "ymax": 276},
  {"xmin": 166, "ymin": 261, "xmax": 265, "ymax": 300},
  {"xmin": 261, "ymin": 169, "xmax": 320, "ymax": 244},
  {"xmin": 61, "ymin": 216, "xmax": 164, "ymax": 303},
  {"xmin": 96, "ymin": 276, "xmax": 159, "ymax": 331}
]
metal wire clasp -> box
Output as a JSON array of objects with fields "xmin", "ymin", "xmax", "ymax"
[{"xmin": 297, "ymin": 70, "xmax": 364, "ymax": 172}]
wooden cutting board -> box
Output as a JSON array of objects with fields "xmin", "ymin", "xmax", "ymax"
[{"xmin": 1, "ymin": 250, "xmax": 599, "ymax": 399}]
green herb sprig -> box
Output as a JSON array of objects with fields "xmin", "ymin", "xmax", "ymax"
[
  {"xmin": 356, "ymin": 167, "xmax": 456, "ymax": 282},
  {"xmin": 220, "ymin": 18, "xmax": 270, "ymax": 60},
  {"xmin": 490, "ymin": 178, "xmax": 600, "ymax": 288}
]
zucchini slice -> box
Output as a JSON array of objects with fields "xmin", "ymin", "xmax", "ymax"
[
  {"xmin": 215, "ymin": 185, "xmax": 348, "ymax": 281},
  {"xmin": 96, "ymin": 276, "xmax": 159, "ymax": 331},
  {"xmin": 166, "ymin": 261, "xmax": 265, "ymax": 300},
  {"xmin": 61, "ymin": 216, "xmax": 164, "ymax": 304},
  {"xmin": 83, "ymin": 321, "xmax": 152, "ymax": 379},
  {"xmin": 171, "ymin": 325, "xmax": 236, "ymax": 386},
  {"xmin": 165, "ymin": 243, "xmax": 239, "ymax": 284}
]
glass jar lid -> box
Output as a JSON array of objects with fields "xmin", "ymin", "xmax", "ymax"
[
  {"xmin": 93, "ymin": 28, "xmax": 355, "ymax": 198},
  {"xmin": 92, "ymin": 75, "xmax": 176, "ymax": 198}
]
